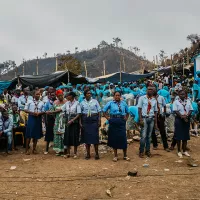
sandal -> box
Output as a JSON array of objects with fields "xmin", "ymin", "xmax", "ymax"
[
  {"xmin": 25, "ymin": 151, "xmax": 30, "ymax": 155},
  {"xmin": 113, "ymin": 157, "xmax": 118, "ymax": 162},
  {"xmin": 95, "ymin": 154, "xmax": 100, "ymax": 160},
  {"xmin": 123, "ymin": 157, "xmax": 130, "ymax": 161}
]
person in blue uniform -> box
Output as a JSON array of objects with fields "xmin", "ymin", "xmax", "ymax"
[
  {"xmin": 157, "ymin": 86, "xmax": 171, "ymax": 104},
  {"xmin": 173, "ymin": 90, "xmax": 193, "ymax": 158},
  {"xmin": 80, "ymin": 89, "xmax": 101, "ymax": 160},
  {"xmin": 44, "ymin": 92, "xmax": 56, "ymax": 154},
  {"xmin": 138, "ymin": 86, "xmax": 158, "ymax": 158},
  {"xmin": 24, "ymin": 90, "xmax": 45, "ymax": 155},
  {"xmin": 103, "ymin": 91, "xmax": 130, "ymax": 162}
]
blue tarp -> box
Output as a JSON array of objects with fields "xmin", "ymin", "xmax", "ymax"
[
  {"xmin": 97, "ymin": 72, "xmax": 155, "ymax": 83},
  {"xmin": 0, "ymin": 81, "xmax": 12, "ymax": 94}
]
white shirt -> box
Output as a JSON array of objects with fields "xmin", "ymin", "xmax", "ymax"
[
  {"xmin": 61, "ymin": 100, "xmax": 81, "ymax": 114},
  {"xmin": 24, "ymin": 99, "xmax": 44, "ymax": 113},
  {"xmin": 173, "ymin": 99, "xmax": 193, "ymax": 115},
  {"xmin": 156, "ymin": 95, "xmax": 166, "ymax": 114}
]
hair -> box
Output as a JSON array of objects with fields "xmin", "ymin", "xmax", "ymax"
[
  {"xmin": 67, "ymin": 92, "xmax": 76, "ymax": 98},
  {"xmin": 113, "ymin": 91, "xmax": 121, "ymax": 96},
  {"xmin": 84, "ymin": 89, "xmax": 91, "ymax": 96}
]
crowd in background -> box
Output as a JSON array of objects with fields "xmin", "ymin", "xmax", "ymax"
[{"xmin": 0, "ymin": 71, "xmax": 200, "ymax": 161}]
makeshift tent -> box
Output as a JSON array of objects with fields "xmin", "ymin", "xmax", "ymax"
[
  {"xmin": 0, "ymin": 81, "xmax": 12, "ymax": 94},
  {"xmin": 97, "ymin": 72, "xmax": 155, "ymax": 83},
  {"xmin": 18, "ymin": 71, "xmax": 92, "ymax": 88}
]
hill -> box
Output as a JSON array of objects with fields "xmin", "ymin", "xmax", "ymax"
[{"xmin": 0, "ymin": 46, "xmax": 152, "ymax": 81}]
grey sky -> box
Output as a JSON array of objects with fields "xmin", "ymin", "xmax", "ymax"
[{"xmin": 0, "ymin": 0, "xmax": 200, "ymax": 65}]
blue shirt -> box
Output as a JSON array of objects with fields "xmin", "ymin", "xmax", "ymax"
[
  {"xmin": 157, "ymin": 89, "xmax": 171, "ymax": 104},
  {"xmin": 193, "ymin": 83, "xmax": 200, "ymax": 100},
  {"xmin": 44, "ymin": 100, "xmax": 54, "ymax": 111},
  {"xmin": 129, "ymin": 106, "xmax": 139, "ymax": 123},
  {"xmin": 191, "ymin": 101, "xmax": 198, "ymax": 116},
  {"xmin": 18, "ymin": 95, "xmax": 33, "ymax": 111},
  {"xmin": 24, "ymin": 99, "xmax": 45, "ymax": 113},
  {"xmin": 122, "ymin": 87, "xmax": 131, "ymax": 94},
  {"xmin": 103, "ymin": 100, "xmax": 129, "ymax": 116},
  {"xmin": 137, "ymin": 95, "xmax": 158, "ymax": 117},
  {"xmin": 80, "ymin": 98, "xmax": 101, "ymax": 114},
  {"xmin": 0, "ymin": 116, "xmax": 13, "ymax": 133}
]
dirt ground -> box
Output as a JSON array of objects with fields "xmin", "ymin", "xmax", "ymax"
[{"xmin": 0, "ymin": 134, "xmax": 200, "ymax": 200}]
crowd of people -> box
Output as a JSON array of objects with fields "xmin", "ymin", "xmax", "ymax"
[{"xmin": 0, "ymin": 72, "xmax": 200, "ymax": 161}]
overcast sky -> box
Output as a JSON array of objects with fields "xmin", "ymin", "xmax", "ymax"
[{"xmin": 0, "ymin": 0, "xmax": 200, "ymax": 65}]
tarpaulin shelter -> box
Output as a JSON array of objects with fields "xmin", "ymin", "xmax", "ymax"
[
  {"xmin": 0, "ymin": 81, "xmax": 12, "ymax": 94},
  {"xmin": 18, "ymin": 71, "xmax": 93, "ymax": 88},
  {"xmin": 97, "ymin": 72, "xmax": 155, "ymax": 83}
]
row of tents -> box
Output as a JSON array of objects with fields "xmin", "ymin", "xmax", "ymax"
[{"xmin": 0, "ymin": 63, "xmax": 194, "ymax": 92}]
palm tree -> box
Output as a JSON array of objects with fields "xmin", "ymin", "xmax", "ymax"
[{"xmin": 113, "ymin": 37, "xmax": 121, "ymax": 47}]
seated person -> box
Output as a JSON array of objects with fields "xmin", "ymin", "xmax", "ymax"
[
  {"xmin": 0, "ymin": 110, "xmax": 13, "ymax": 151},
  {"xmin": 12, "ymin": 105, "xmax": 26, "ymax": 149}
]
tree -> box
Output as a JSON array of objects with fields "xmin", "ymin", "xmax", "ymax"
[
  {"xmin": 159, "ymin": 49, "xmax": 166, "ymax": 65},
  {"xmin": 113, "ymin": 37, "xmax": 121, "ymax": 47},
  {"xmin": 187, "ymin": 34, "xmax": 200, "ymax": 43},
  {"xmin": 133, "ymin": 47, "xmax": 140, "ymax": 56},
  {"xmin": 58, "ymin": 55, "xmax": 82, "ymax": 75},
  {"xmin": 66, "ymin": 50, "xmax": 70, "ymax": 54},
  {"xmin": 43, "ymin": 52, "xmax": 47, "ymax": 58},
  {"xmin": 98, "ymin": 40, "xmax": 109, "ymax": 49},
  {"xmin": 75, "ymin": 47, "xmax": 78, "ymax": 53}
]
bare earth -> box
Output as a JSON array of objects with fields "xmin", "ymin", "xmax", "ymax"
[{"xmin": 0, "ymin": 135, "xmax": 200, "ymax": 200}]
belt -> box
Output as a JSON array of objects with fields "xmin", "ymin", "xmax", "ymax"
[
  {"xmin": 142, "ymin": 116, "xmax": 155, "ymax": 119},
  {"xmin": 82, "ymin": 113, "xmax": 98, "ymax": 117},
  {"xmin": 110, "ymin": 115, "xmax": 124, "ymax": 118}
]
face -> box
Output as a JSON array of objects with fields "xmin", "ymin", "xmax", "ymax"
[
  {"xmin": 67, "ymin": 95, "xmax": 74, "ymax": 101},
  {"xmin": 147, "ymin": 87, "xmax": 154, "ymax": 96},
  {"xmin": 57, "ymin": 94, "xmax": 64, "ymax": 101},
  {"xmin": 179, "ymin": 91, "xmax": 186, "ymax": 99},
  {"xmin": 2, "ymin": 112, "xmax": 9, "ymax": 119},
  {"xmin": 50, "ymin": 93, "xmax": 56, "ymax": 101},
  {"xmin": 114, "ymin": 92, "xmax": 121, "ymax": 101},
  {"xmin": 12, "ymin": 106, "xmax": 18, "ymax": 112},
  {"xmin": 35, "ymin": 91, "xmax": 40, "ymax": 100},
  {"xmin": 85, "ymin": 91, "xmax": 92, "ymax": 99},
  {"xmin": 24, "ymin": 89, "xmax": 29, "ymax": 95}
]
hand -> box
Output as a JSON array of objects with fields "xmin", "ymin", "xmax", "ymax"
[
  {"xmin": 79, "ymin": 123, "xmax": 83, "ymax": 129},
  {"xmin": 67, "ymin": 120, "xmax": 73, "ymax": 126},
  {"xmin": 155, "ymin": 124, "xmax": 159, "ymax": 130},
  {"xmin": 181, "ymin": 115, "xmax": 187, "ymax": 119},
  {"xmin": 98, "ymin": 121, "xmax": 101, "ymax": 127},
  {"xmin": 46, "ymin": 111, "xmax": 52, "ymax": 115},
  {"xmin": 0, "ymin": 131, "xmax": 3, "ymax": 137},
  {"xmin": 34, "ymin": 112, "xmax": 39, "ymax": 117}
]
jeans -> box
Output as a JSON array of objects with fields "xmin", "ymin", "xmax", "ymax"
[
  {"xmin": 139, "ymin": 118, "xmax": 154, "ymax": 153},
  {"xmin": 151, "ymin": 115, "xmax": 169, "ymax": 149},
  {"xmin": 3, "ymin": 132, "xmax": 12, "ymax": 150}
]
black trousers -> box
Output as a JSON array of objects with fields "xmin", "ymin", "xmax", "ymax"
[
  {"xmin": 13, "ymin": 126, "xmax": 26, "ymax": 148},
  {"xmin": 151, "ymin": 115, "xmax": 169, "ymax": 149}
]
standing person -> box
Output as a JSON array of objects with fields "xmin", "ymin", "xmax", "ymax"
[
  {"xmin": 3, "ymin": 89, "xmax": 11, "ymax": 104},
  {"xmin": 80, "ymin": 89, "xmax": 101, "ymax": 160},
  {"xmin": 11, "ymin": 90, "xmax": 20, "ymax": 106},
  {"xmin": 62, "ymin": 92, "xmax": 81, "ymax": 158},
  {"xmin": 18, "ymin": 88, "xmax": 33, "ymax": 125},
  {"xmin": 138, "ymin": 86, "xmax": 158, "ymax": 158},
  {"xmin": 47, "ymin": 89, "xmax": 67, "ymax": 156},
  {"xmin": 43, "ymin": 92, "xmax": 56, "ymax": 154},
  {"xmin": 103, "ymin": 91, "xmax": 130, "ymax": 162},
  {"xmin": 173, "ymin": 90, "xmax": 193, "ymax": 158},
  {"xmin": 151, "ymin": 88, "xmax": 170, "ymax": 151},
  {"xmin": 0, "ymin": 110, "xmax": 13, "ymax": 152},
  {"xmin": 24, "ymin": 90, "xmax": 45, "ymax": 154}
]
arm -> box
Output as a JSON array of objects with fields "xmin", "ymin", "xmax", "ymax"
[
  {"xmin": 3, "ymin": 119, "xmax": 13, "ymax": 133},
  {"xmin": 102, "ymin": 102, "xmax": 111, "ymax": 121}
]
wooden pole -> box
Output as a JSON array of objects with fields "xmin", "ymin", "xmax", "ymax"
[
  {"xmin": 171, "ymin": 54, "xmax": 174, "ymax": 87},
  {"xmin": 22, "ymin": 60, "xmax": 25, "ymax": 76},
  {"xmin": 120, "ymin": 55, "xmax": 122, "ymax": 82},
  {"xmin": 103, "ymin": 60, "xmax": 106, "ymax": 76},
  {"xmin": 156, "ymin": 55, "xmax": 159, "ymax": 79},
  {"xmin": 55, "ymin": 57, "xmax": 58, "ymax": 72},
  {"xmin": 36, "ymin": 56, "xmax": 39, "ymax": 75},
  {"xmin": 123, "ymin": 56, "xmax": 126, "ymax": 72},
  {"xmin": 84, "ymin": 61, "xmax": 87, "ymax": 77}
]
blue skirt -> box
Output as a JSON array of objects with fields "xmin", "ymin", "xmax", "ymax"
[
  {"xmin": 108, "ymin": 118, "xmax": 127, "ymax": 149},
  {"xmin": 81, "ymin": 115, "xmax": 99, "ymax": 144},
  {"xmin": 174, "ymin": 117, "xmax": 190, "ymax": 141},
  {"xmin": 26, "ymin": 115, "xmax": 43, "ymax": 139}
]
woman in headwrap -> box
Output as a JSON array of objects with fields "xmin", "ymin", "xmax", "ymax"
[{"xmin": 46, "ymin": 89, "xmax": 67, "ymax": 156}]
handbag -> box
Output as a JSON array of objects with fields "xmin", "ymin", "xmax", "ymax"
[{"xmin": 57, "ymin": 113, "xmax": 65, "ymax": 135}]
